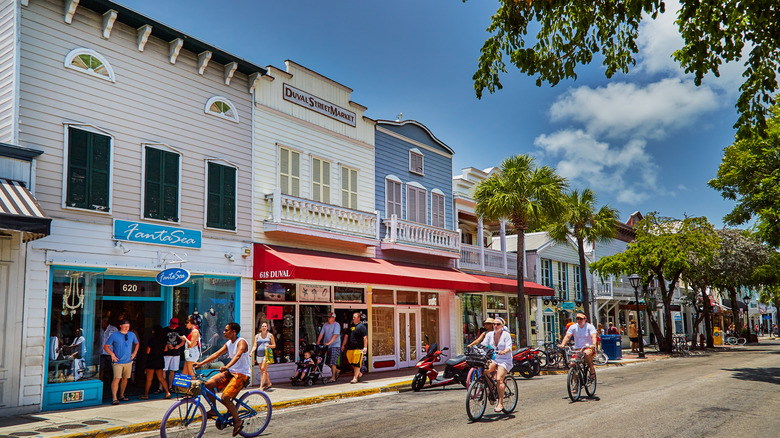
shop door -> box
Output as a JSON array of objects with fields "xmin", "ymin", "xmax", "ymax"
[
  {"xmin": 0, "ymin": 249, "xmax": 21, "ymax": 411},
  {"xmin": 398, "ymin": 309, "xmax": 420, "ymax": 368}
]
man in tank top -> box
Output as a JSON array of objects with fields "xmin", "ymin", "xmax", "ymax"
[{"xmin": 195, "ymin": 322, "xmax": 250, "ymax": 437}]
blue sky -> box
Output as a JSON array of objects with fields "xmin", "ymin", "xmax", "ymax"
[{"xmin": 120, "ymin": 0, "xmax": 741, "ymax": 227}]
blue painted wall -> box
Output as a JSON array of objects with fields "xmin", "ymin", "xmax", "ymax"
[{"xmin": 374, "ymin": 121, "xmax": 454, "ymax": 237}]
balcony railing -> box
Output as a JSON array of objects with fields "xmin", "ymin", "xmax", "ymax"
[
  {"xmin": 265, "ymin": 188, "xmax": 380, "ymax": 243},
  {"xmin": 382, "ymin": 215, "xmax": 459, "ymax": 254},
  {"xmin": 458, "ymin": 244, "xmax": 517, "ymax": 275},
  {"xmin": 594, "ymin": 277, "xmax": 641, "ymax": 299}
]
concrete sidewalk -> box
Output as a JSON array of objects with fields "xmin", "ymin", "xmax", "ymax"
[{"xmin": 0, "ymin": 357, "xmax": 659, "ymax": 438}]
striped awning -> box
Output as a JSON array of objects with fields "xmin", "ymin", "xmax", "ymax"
[{"xmin": 0, "ymin": 179, "xmax": 51, "ymax": 240}]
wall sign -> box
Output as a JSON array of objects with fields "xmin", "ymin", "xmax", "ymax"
[
  {"xmin": 156, "ymin": 268, "xmax": 191, "ymax": 287},
  {"xmin": 283, "ymin": 83, "xmax": 356, "ymax": 127},
  {"xmin": 299, "ymin": 284, "xmax": 331, "ymax": 302},
  {"xmin": 561, "ymin": 301, "xmax": 576, "ymax": 311},
  {"xmin": 114, "ymin": 219, "xmax": 201, "ymax": 248},
  {"xmin": 267, "ymin": 305, "xmax": 283, "ymax": 320},
  {"xmin": 62, "ymin": 390, "xmax": 84, "ymax": 404},
  {"xmin": 103, "ymin": 279, "xmax": 161, "ymax": 297}
]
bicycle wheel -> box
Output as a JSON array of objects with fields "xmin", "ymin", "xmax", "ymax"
[
  {"xmin": 584, "ymin": 370, "xmax": 597, "ymax": 396},
  {"xmin": 237, "ymin": 390, "xmax": 272, "ymax": 437},
  {"xmin": 725, "ymin": 337, "xmax": 736, "ymax": 345},
  {"xmin": 502, "ymin": 375, "xmax": 518, "ymax": 413},
  {"xmin": 466, "ymin": 379, "xmax": 487, "ymax": 421},
  {"xmin": 160, "ymin": 398, "xmax": 207, "ymax": 438},
  {"xmin": 538, "ymin": 352, "xmax": 547, "ymax": 368},
  {"xmin": 411, "ymin": 372, "xmax": 426, "ymax": 392},
  {"xmin": 594, "ymin": 351, "xmax": 608, "ymax": 366},
  {"xmin": 566, "ymin": 367, "xmax": 581, "ymax": 402},
  {"xmin": 738, "ymin": 337, "xmax": 747, "ymax": 345}
]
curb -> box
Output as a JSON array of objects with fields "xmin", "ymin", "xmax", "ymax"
[{"xmin": 60, "ymin": 380, "xmax": 415, "ymax": 438}]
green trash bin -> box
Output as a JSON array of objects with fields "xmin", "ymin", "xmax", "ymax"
[{"xmin": 601, "ymin": 334, "xmax": 622, "ymax": 360}]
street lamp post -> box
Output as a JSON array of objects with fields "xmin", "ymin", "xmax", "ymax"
[{"xmin": 628, "ymin": 273, "xmax": 646, "ymax": 358}]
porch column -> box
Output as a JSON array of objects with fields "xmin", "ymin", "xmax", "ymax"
[
  {"xmin": 499, "ymin": 219, "xmax": 507, "ymax": 275},
  {"xmin": 477, "ymin": 217, "xmax": 485, "ymax": 271}
]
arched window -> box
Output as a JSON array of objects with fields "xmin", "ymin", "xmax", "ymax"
[
  {"xmin": 64, "ymin": 48, "xmax": 115, "ymax": 82},
  {"xmin": 205, "ymin": 96, "xmax": 239, "ymax": 123}
]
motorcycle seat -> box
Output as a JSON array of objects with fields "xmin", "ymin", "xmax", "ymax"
[
  {"xmin": 512, "ymin": 347, "xmax": 530, "ymax": 356},
  {"xmin": 445, "ymin": 355, "xmax": 466, "ymax": 366}
]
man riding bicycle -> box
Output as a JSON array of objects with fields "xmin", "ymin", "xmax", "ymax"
[
  {"xmin": 559, "ymin": 312, "xmax": 598, "ymax": 380},
  {"xmin": 195, "ymin": 322, "xmax": 250, "ymax": 437}
]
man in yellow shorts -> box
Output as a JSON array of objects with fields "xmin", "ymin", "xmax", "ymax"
[{"xmin": 341, "ymin": 312, "xmax": 367, "ymax": 384}]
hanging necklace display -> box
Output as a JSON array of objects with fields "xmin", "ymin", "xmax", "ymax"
[{"xmin": 62, "ymin": 272, "xmax": 84, "ymax": 316}]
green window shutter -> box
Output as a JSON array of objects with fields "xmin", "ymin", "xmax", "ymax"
[
  {"xmin": 144, "ymin": 147, "xmax": 179, "ymax": 221},
  {"xmin": 207, "ymin": 162, "xmax": 236, "ymax": 230},
  {"xmin": 67, "ymin": 127, "xmax": 110, "ymax": 211}
]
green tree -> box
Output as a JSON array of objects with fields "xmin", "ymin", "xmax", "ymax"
[
  {"xmin": 709, "ymin": 103, "xmax": 780, "ymax": 247},
  {"xmin": 474, "ymin": 154, "xmax": 568, "ymax": 347},
  {"xmin": 466, "ymin": 0, "xmax": 779, "ymax": 136},
  {"xmin": 755, "ymin": 251, "xmax": 780, "ymax": 330},
  {"xmin": 680, "ymin": 230, "xmax": 722, "ymax": 348},
  {"xmin": 548, "ymin": 188, "xmax": 619, "ymax": 321},
  {"xmin": 590, "ymin": 214, "xmax": 719, "ymax": 352}
]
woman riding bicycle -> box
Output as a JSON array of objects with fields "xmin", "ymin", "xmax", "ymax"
[
  {"xmin": 479, "ymin": 317, "xmax": 513, "ymax": 412},
  {"xmin": 559, "ymin": 312, "xmax": 598, "ymax": 380}
]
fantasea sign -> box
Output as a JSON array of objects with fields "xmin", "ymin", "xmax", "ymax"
[
  {"xmin": 114, "ymin": 219, "xmax": 201, "ymax": 248},
  {"xmin": 156, "ymin": 267, "xmax": 191, "ymax": 287},
  {"xmin": 283, "ymin": 83, "xmax": 356, "ymax": 126}
]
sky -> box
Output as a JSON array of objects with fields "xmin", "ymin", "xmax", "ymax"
[{"xmin": 119, "ymin": 0, "xmax": 743, "ymax": 227}]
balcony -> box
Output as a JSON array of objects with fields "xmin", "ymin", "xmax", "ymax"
[
  {"xmin": 458, "ymin": 244, "xmax": 518, "ymax": 275},
  {"xmin": 594, "ymin": 278, "xmax": 640, "ymax": 299},
  {"xmin": 264, "ymin": 188, "xmax": 380, "ymax": 246},
  {"xmin": 381, "ymin": 215, "xmax": 460, "ymax": 258}
]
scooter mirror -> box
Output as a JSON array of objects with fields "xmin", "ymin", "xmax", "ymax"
[{"xmin": 442, "ymin": 347, "xmax": 449, "ymax": 351}]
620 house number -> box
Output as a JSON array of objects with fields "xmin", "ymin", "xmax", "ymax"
[{"xmin": 122, "ymin": 284, "xmax": 138, "ymax": 293}]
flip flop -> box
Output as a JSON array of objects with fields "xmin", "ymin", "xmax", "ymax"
[
  {"xmin": 119, "ymin": 397, "xmax": 129, "ymax": 401},
  {"xmin": 139, "ymin": 396, "xmax": 148, "ymax": 400},
  {"xmin": 112, "ymin": 400, "xmax": 119, "ymax": 405},
  {"xmin": 494, "ymin": 406, "xmax": 504, "ymax": 412},
  {"xmin": 232, "ymin": 419, "xmax": 243, "ymax": 437},
  {"xmin": 164, "ymin": 394, "xmax": 171, "ymax": 399},
  {"xmin": 350, "ymin": 379, "xmax": 357, "ymax": 384}
]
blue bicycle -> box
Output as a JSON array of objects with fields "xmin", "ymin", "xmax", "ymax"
[{"xmin": 160, "ymin": 371, "xmax": 271, "ymax": 438}]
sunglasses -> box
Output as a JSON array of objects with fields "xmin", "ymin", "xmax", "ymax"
[
  {"xmin": 124, "ymin": 334, "xmax": 128, "ymax": 341},
  {"xmin": 576, "ymin": 317, "xmax": 585, "ymax": 321},
  {"xmin": 494, "ymin": 322, "xmax": 503, "ymax": 326}
]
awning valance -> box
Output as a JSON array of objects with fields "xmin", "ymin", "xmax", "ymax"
[
  {"xmin": 253, "ymin": 244, "xmax": 490, "ymax": 292},
  {"xmin": 721, "ymin": 299, "xmax": 747, "ymax": 311},
  {"xmin": 0, "ymin": 179, "xmax": 51, "ymax": 241},
  {"xmin": 467, "ymin": 274, "xmax": 553, "ymax": 296}
]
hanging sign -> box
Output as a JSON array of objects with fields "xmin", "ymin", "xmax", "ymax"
[
  {"xmin": 561, "ymin": 301, "xmax": 576, "ymax": 311},
  {"xmin": 114, "ymin": 219, "xmax": 201, "ymax": 248},
  {"xmin": 156, "ymin": 268, "xmax": 191, "ymax": 286},
  {"xmin": 267, "ymin": 306, "xmax": 283, "ymax": 320}
]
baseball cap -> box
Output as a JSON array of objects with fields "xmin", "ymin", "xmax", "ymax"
[
  {"xmin": 119, "ymin": 319, "xmax": 130, "ymax": 325},
  {"xmin": 170, "ymin": 317, "xmax": 179, "ymax": 326},
  {"xmin": 483, "ymin": 317, "xmax": 495, "ymax": 324},
  {"xmin": 327, "ymin": 312, "xmax": 336, "ymax": 318}
]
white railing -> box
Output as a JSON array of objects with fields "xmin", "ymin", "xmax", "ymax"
[
  {"xmin": 458, "ymin": 244, "xmax": 517, "ymax": 275},
  {"xmin": 382, "ymin": 214, "xmax": 459, "ymax": 252},
  {"xmin": 266, "ymin": 188, "xmax": 379, "ymax": 239},
  {"xmin": 594, "ymin": 277, "xmax": 640, "ymax": 299}
]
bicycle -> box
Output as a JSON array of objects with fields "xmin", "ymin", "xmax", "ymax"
[
  {"xmin": 592, "ymin": 346, "xmax": 608, "ymax": 366},
  {"xmin": 464, "ymin": 346, "xmax": 518, "ymax": 421},
  {"xmin": 673, "ymin": 334, "xmax": 690, "ymax": 353},
  {"xmin": 725, "ymin": 333, "xmax": 747, "ymax": 345},
  {"xmin": 539, "ymin": 342, "xmax": 566, "ymax": 369},
  {"xmin": 564, "ymin": 346, "xmax": 597, "ymax": 402},
  {"xmin": 161, "ymin": 371, "xmax": 272, "ymax": 438}
]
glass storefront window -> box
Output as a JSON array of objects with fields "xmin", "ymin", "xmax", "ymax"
[
  {"xmin": 371, "ymin": 306, "xmax": 395, "ymax": 356},
  {"xmin": 334, "ymin": 286, "xmax": 364, "ymax": 303},
  {"xmin": 195, "ymin": 278, "xmax": 237, "ymax": 355},
  {"xmin": 373, "ymin": 289, "xmax": 394, "ymax": 304},
  {"xmin": 462, "ymin": 294, "xmax": 483, "ymax": 348},
  {"xmin": 256, "ymin": 303, "xmax": 296, "ymax": 363},
  {"xmin": 487, "ymin": 295, "xmax": 507, "ymax": 309},
  {"xmin": 256, "ymin": 282, "xmax": 296, "ymax": 301},
  {"xmin": 421, "ymin": 292, "xmax": 438, "ymax": 306},
  {"xmin": 421, "ymin": 307, "xmax": 439, "ymax": 348},
  {"xmin": 396, "ymin": 290, "xmax": 418, "ymax": 305},
  {"xmin": 299, "ymin": 304, "xmax": 329, "ymax": 346},
  {"xmin": 48, "ymin": 269, "xmax": 103, "ymax": 384}
]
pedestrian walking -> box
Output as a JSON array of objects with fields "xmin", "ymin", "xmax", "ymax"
[
  {"xmin": 141, "ymin": 324, "xmax": 170, "ymax": 400},
  {"xmin": 180, "ymin": 315, "xmax": 201, "ymax": 376},
  {"xmin": 252, "ymin": 322, "xmax": 276, "ymax": 390},
  {"xmin": 103, "ymin": 319, "xmax": 139, "ymax": 405},
  {"xmin": 162, "ymin": 317, "xmax": 185, "ymax": 389},
  {"xmin": 342, "ymin": 312, "xmax": 367, "ymax": 384},
  {"xmin": 316, "ymin": 312, "xmax": 341, "ymax": 382},
  {"xmin": 629, "ymin": 320, "xmax": 639, "ymax": 353}
]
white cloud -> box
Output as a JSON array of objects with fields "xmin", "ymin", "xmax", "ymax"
[
  {"xmin": 549, "ymin": 78, "xmax": 718, "ymax": 139},
  {"xmin": 534, "ymin": 130, "xmax": 657, "ymax": 205}
]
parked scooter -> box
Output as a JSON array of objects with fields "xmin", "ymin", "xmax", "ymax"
[
  {"xmin": 411, "ymin": 338, "xmax": 472, "ymax": 391},
  {"xmin": 511, "ymin": 347, "xmax": 542, "ymax": 378}
]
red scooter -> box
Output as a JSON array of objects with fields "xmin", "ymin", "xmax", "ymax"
[
  {"xmin": 511, "ymin": 347, "xmax": 542, "ymax": 378},
  {"xmin": 411, "ymin": 339, "xmax": 471, "ymax": 391}
]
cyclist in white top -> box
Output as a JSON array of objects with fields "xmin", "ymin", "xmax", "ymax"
[{"xmin": 559, "ymin": 312, "xmax": 598, "ymax": 379}]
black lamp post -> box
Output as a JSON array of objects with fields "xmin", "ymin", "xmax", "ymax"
[{"xmin": 628, "ymin": 273, "xmax": 646, "ymax": 358}]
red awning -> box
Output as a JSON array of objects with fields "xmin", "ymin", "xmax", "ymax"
[
  {"xmin": 253, "ymin": 244, "xmax": 490, "ymax": 292},
  {"xmin": 468, "ymin": 274, "xmax": 554, "ymax": 296}
]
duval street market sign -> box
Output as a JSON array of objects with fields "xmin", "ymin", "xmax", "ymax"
[{"xmin": 113, "ymin": 220, "xmax": 201, "ymax": 248}]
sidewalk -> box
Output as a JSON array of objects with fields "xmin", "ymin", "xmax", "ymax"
[{"xmin": 0, "ymin": 356, "xmax": 660, "ymax": 438}]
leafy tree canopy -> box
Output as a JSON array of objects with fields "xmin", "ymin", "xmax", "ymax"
[
  {"xmin": 467, "ymin": 0, "xmax": 780, "ymax": 136},
  {"xmin": 709, "ymin": 103, "xmax": 780, "ymax": 246}
]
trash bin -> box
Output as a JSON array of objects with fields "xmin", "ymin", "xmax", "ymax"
[
  {"xmin": 713, "ymin": 328, "xmax": 723, "ymax": 345},
  {"xmin": 601, "ymin": 334, "xmax": 622, "ymax": 360}
]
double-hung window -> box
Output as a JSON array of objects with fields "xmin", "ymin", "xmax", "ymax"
[
  {"xmin": 409, "ymin": 149, "xmax": 424, "ymax": 175},
  {"xmin": 541, "ymin": 259, "xmax": 553, "ymax": 289},
  {"xmin": 66, "ymin": 127, "xmax": 111, "ymax": 211},
  {"xmin": 144, "ymin": 146, "xmax": 179, "ymax": 221},
  {"xmin": 312, "ymin": 157, "xmax": 331, "ymax": 204},
  {"xmin": 558, "ymin": 262, "xmax": 569, "ymax": 300},
  {"xmin": 279, "ymin": 147, "xmax": 300, "ymax": 197},
  {"xmin": 206, "ymin": 162, "xmax": 236, "ymax": 230},
  {"xmin": 341, "ymin": 166, "xmax": 358, "ymax": 209},
  {"xmin": 407, "ymin": 185, "xmax": 427, "ymax": 224},
  {"xmin": 386, "ymin": 178, "xmax": 402, "ymax": 218},
  {"xmin": 431, "ymin": 192, "xmax": 445, "ymax": 228},
  {"xmin": 574, "ymin": 266, "xmax": 582, "ymax": 301}
]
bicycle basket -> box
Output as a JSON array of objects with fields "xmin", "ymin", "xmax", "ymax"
[
  {"xmin": 172, "ymin": 373, "xmax": 201, "ymax": 397},
  {"xmin": 466, "ymin": 345, "xmax": 492, "ymax": 367}
]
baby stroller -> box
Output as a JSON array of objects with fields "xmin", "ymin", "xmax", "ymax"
[{"xmin": 291, "ymin": 343, "xmax": 328, "ymax": 386}]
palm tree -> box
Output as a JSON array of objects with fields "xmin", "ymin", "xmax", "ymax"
[
  {"xmin": 548, "ymin": 189, "xmax": 619, "ymax": 321},
  {"xmin": 474, "ymin": 154, "xmax": 568, "ymax": 347}
]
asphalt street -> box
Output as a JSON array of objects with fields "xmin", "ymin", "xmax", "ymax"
[{"xmin": 144, "ymin": 341, "xmax": 780, "ymax": 438}]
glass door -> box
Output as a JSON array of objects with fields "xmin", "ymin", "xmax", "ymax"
[{"xmin": 397, "ymin": 309, "xmax": 420, "ymax": 368}]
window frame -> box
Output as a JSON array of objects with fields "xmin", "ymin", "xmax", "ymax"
[
  {"xmin": 141, "ymin": 143, "xmax": 182, "ymax": 224},
  {"xmin": 406, "ymin": 182, "xmax": 427, "ymax": 224},
  {"xmin": 204, "ymin": 158, "xmax": 239, "ymax": 232},
  {"xmin": 204, "ymin": 96, "xmax": 240, "ymax": 123},
  {"xmin": 541, "ymin": 259, "xmax": 553, "ymax": 289},
  {"xmin": 574, "ymin": 265, "xmax": 582, "ymax": 301},
  {"xmin": 64, "ymin": 48, "xmax": 116, "ymax": 82},
  {"xmin": 385, "ymin": 175, "xmax": 403, "ymax": 219},
  {"xmin": 430, "ymin": 189, "xmax": 445, "ymax": 228},
  {"xmin": 558, "ymin": 261, "xmax": 569, "ymax": 300},
  {"xmin": 61, "ymin": 123, "xmax": 114, "ymax": 214},
  {"xmin": 340, "ymin": 164, "xmax": 359, "ymax": 209},
  {"xmin": 278, "ymin": 146, "xmax": 301, "ymax": 197},
  {"xmin": 409, "ymin": 148, "xmax": 424, "ymax": 176},
  {"xmin": 310, "ymin": 155, "xmax": 331, "ymax": 204}
]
